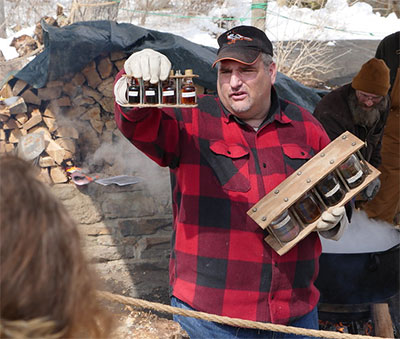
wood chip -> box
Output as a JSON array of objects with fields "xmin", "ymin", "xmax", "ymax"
[
  {"xmin": 55, "ymin": 126, "xmax": 79, "ymax": 139},
  {"xmin": 50, "ymin": 167, "xmax": 68, "ymax": 183}
]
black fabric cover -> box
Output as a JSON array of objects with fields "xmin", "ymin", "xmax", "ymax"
[{"xmin": 14, "ymin": 20, "xmax": 326, "ymax": 113}]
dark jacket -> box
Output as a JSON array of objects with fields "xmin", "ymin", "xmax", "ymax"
[
  {"xmin": 313, "ymin": 84, "xmax": 390, "ymax": 168},
  {"xmin": 375, "ymin": 31, "xmax": 400, "ymax": 89}
]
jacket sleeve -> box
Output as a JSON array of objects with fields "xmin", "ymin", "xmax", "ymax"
[
  {"xmin": 113, "ymin": 70, "xmax": 181, "ymax": 169},
  {"xmin": 313, "ymin": 103, "xmax": 347, "ymax": 142},
  {"xmin": 368, "ymin": 97, "xmax": 391, "ymax": 168}
]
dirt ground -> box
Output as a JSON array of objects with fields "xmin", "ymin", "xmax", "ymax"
[{"xmin": 112, "ymin": 309, "xmax": 188, "ymax": 339}]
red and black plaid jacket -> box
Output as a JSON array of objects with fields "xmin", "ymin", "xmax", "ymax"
[{"xmin": 114, "ymin": 72, "xmax": 330, "ymax": 325}]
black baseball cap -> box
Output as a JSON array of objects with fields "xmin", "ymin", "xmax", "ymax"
[{"xmin": 212, "ymin": 25, "xmax": 273, "ymax": 67}]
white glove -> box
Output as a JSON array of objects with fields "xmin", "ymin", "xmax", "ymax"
[
  {"xmin": 124, "ymin": 48, "xmax": 171, "ymax": 84},
  {"xmin": 316, "ymin": 206, "xmax": 348, "ymax": 241},
  {"xmin": 114, "ymin": 76, "xmax": 129, "ymax": 106}
]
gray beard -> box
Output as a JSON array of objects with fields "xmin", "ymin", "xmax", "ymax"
[{"xmin": 347, "ymin": 91, "xmax": 387, "ymax": 128}]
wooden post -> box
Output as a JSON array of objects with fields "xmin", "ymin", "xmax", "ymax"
[
  {"xmin": 371, "ymin": 303, "xmax": 394, "ymax": 338},
  {"xmin": 251, "ymin": 0, "xmax": 267, "ymax": 31}
]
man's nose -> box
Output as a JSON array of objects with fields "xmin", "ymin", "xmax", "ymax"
[
  {"xmin": 364, "ymin": 98, "xmax": 375, "ymax": 107},
  {"xmin": 230, "ymin": 71, "xmax": 243, "ymax": 88}
]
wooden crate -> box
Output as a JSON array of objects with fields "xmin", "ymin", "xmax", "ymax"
[{"xmin": 247, "ymin": 131, "xmax": 380, "ymax": 256}]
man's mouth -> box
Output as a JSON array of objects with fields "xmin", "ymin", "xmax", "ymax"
[{"xmin": 230, "ymin": 91, "xmax": 247, "ymax": 100}]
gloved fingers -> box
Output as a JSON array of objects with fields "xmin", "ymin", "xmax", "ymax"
[
  {"xmin": 331, "ymin": 206, "xmax": 346, "ymax": 218},
  {"xmin": 316, "ymin": 219, "xmax": 335, "ymax": 231},
  {"xmin": 159, "ymin": 57, "xmax": 172, "ymax": 81},
  {"xmin": 316, "ymin": 206, "xmax": 345, "ymax": 231},
  {"xmin": 124, "ymin": 49, "xmax": 171, "ymax": 84},
  {"xmin": 124, "ymin": 53, "xmax": 139, "ymax": 76},
  {"xmin": 138, "ymin": 53, "xmax": 151, "ymax": 82},
  {"xmin": 148, "ymin": 53, "xmax": 161, "ymax": 84},
  {"xmin": 363, "ymin": 178, "xmax": 381, "ymax": 200},
  {"xmin": 114, "ymin": 76, "xmax": 129, "ymax": 105}
]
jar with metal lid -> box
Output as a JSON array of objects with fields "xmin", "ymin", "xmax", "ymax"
[
  {"xmin": 293, "ymin": 191, "xmax": 322, "ymax": 224},
  {"xmin": 162, "ymin": 70, "xmax": 176, "ymax": 104},
  {"xmin": 315, "ymin": 172, "xmax": 346, "ymax": 206},
  {"xmin": 181, "ymin": 69, "xmax": 196, "ymax": 105},
  {"xmin": 338, "ymin": 154, "xmax": 366, "ymax": 189},
  {"xmin": 269, "ymin": 210, "xmax": 300, "ymax": 243}
]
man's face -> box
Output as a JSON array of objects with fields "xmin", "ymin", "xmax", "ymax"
[
  {"xmin": 217, "ymin": 57, "xmax": 277, "ymax": 123},
  {"xmin": 355, "ymin": 90, "xmax": 383, "ymax": 111}
]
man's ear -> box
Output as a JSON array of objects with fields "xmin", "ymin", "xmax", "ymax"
[{"xmin": 269, "ymin": 62, "xmax": 277, "ymax": 84}]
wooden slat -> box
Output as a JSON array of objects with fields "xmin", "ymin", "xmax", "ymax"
[{"xmin": 372, "ymin": 303, "xmax": 394, "ymax": 338}]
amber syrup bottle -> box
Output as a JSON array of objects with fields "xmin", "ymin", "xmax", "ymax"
[
  {"xmin": 315, "ymin": 172, "xmax": 346, "ymax": 206},
  {"xmin": 162, "ymin": 70, "xmax": 176, "ymax": 105},
  {"xmin": 339, "ymin": 154, "xmax": 366, "ymax": 189},
  {"xmin": 269, "ymin": 210, "xmax": 300, "ymax": 243},
  {"xmin": 181, "ymin": 69, "xmax": 196, "ymax": 105},
  {"xmin": 144, "ymin": 81, "xmax": 158, "ymax": 104},
  {"xmin": 127, "ymin": 77, "xmax": 140, "ymax": 104},
  {"xmin": 293, "ymin": 191, "xmax": 322, "ymax": 224}
]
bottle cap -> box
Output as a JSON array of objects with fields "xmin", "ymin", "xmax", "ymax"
[{"xmin": 184, "ymin": 69, "xmax": 193, "ymax": 76}]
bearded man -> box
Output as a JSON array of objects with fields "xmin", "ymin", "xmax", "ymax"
[{"xmin": 313, "ymin": 57, "xmax": 390, "ymax": 202}]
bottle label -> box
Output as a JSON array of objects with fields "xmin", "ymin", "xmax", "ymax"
[
  {"xmin": 346, "ymin": 170, "xmax": 363, "ymax": 184},
  {"xmin": 163, "ymin": 90, "xmax": 175, "ymax": 96},
  {"xmin": 324, "ymin": 183, "xmax": 340, "ymax": 198},
  {"xmin": 272, "ymin": 215, "xmax": 291, "ymax": 230},
  {"xmin": 145, "ymin": 90, "xmax": 156, "ymax": 96},
  {"xmin": 128, "ymin": 91, "xmax": 139, "ymax": 97},
  {"xmin": 182, "ymin": 91, "xmax": 196, "ymax": 98}
]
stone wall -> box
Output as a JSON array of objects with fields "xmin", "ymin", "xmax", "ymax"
[{"xmin": 51, "ymin": 155, "xmax": 173, "ymax": 304}]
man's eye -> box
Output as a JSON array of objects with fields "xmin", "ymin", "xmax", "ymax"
[{"xmin": 220, "ymin": 70, "xmax": 231, "ymax": 74}]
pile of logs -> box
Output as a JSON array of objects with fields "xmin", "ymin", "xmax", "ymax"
[{"xmin": 0, "ymin": 50, "xmax": 128, "ymax": 184}]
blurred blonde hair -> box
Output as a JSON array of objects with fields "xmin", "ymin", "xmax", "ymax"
[{"xmin": 0, "ymin": 154, "xmax": 113, "ymax": 338}]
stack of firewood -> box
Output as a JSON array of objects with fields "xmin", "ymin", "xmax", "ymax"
[{"xmin": 0, "ymin": 51, "xmax": 128, "ymax": 184}]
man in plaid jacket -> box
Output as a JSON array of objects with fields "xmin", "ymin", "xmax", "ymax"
[{"xmin": 114, "ymin": 25, "xmax": 348, "ymax": 338}]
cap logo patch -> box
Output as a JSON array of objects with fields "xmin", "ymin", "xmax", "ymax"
[{"xmin": 227, "ymin": 33, "xmax": 253, "ymax": 44}]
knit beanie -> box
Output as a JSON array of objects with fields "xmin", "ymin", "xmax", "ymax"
[{"xmin": 351, "ymin": 58, "xmax": 390, "ymax": 96}]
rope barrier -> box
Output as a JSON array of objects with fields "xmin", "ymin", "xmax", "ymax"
[
  {"xmin": 98, "ymin": 290, "xmax": 387, "ymax": 339},
  {"xmin": 251, "ymin": 2, "xmax": 269, "ymax": 10}
]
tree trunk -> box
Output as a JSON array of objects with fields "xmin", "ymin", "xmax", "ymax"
[
  {"xmin": 251, "ymin": 0, "xmax": 266, "ymax": 31},
  {"xmin": 70, "ymin": 0, "xmax": 120, "ymax": 23},
  {"xmin": 0, "ymin": 0, "xmax": 6, "ymax": 38}
]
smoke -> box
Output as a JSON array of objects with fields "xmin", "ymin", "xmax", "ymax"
[
  {"xmin": 85, "ymin": 133, "xmax": 171, "ymax": 203},
  {"xmin": 321, "ymin": 209, "xmax": 400, "ymax": 254}
]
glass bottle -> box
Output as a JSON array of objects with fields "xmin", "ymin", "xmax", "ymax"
[
  {"xmin": 338, "ymin": 154, "xmax": 366, "ymax": 189},
  {"xmin": 269, "ymin": 210, "xmax": 300, "ymax": 243},
  {"xmin": 293, "ymin": 192, "xmax": 322, "ymax": 224},
  {"xmin": 181, "ymin": 69, "xmax": 196, "ymax": 105},
  {"xmin": 162, "ymin": 70, "xmax": 176, "ymax": 105},
  {"xmin": 144, "ymin": 81, "xmax": 158, "ymax": 104},
  {"xmin": 127, "ymin": 77, "xmax": 140, "ymax": 104},
  {"xmin": 315, "ymin": 172, "xmax": 346, "ymax": 206}
]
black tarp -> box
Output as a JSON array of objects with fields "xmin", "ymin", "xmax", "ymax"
[{"xmin": 14, "ymin": 20, "xmax": 326, "ymax": 112}]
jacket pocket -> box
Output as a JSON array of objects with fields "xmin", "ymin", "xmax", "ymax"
[
  {"xmin": 282, "ymin": 144, "xmax": 315, "ymax": 174},
  {"xmin": 208, "ymin": 140, "xmax": 250, "ymax": 192}
]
